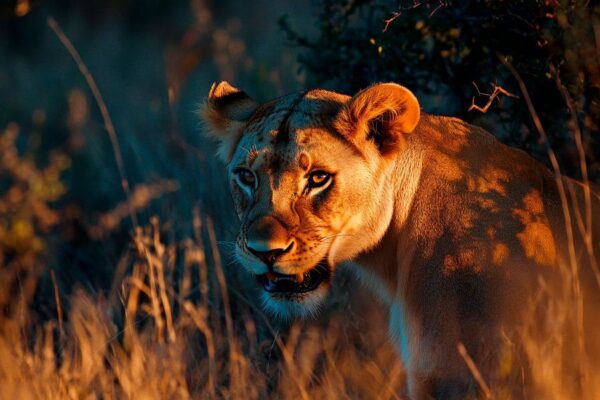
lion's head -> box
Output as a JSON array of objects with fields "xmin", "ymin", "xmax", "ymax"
[{"xmin": 201, "ymin": 82, "xmax": 420, "ymax": 318}]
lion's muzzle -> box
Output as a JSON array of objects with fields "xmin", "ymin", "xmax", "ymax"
[{"xmin": 245, "ymin": 215, "xmax": 294, "ymax": 267}]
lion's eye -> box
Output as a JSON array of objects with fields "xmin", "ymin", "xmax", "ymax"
[
  {"xmin": 308, "ymin": 171, "xmax": 332, "ymax": 189},
  {"xmin": 234, "ymin": 168, "xmax": 256, "ymax": 187}
]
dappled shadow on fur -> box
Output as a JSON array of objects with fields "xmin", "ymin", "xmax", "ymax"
[{"xmin": 396, "ymin": 115, "xmax": 600, "ymax": 398}]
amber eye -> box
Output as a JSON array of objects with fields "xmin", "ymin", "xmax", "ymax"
[
  {"xmin": 234, "ymin": 168, "xmax": 256, "ymax": 187},
  {"xmin": 308, "ymin": 171, "xmax": 332, "ymax": 189}
]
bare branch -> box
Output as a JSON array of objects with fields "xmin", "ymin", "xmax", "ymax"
[
  {"xmin": 469, "ymin": 82, "xmax": 518, "ymax": 113},
  {"xmin": 383, "ymin": 12, "xmax": 402, "ymax": 32},
  {"xmin": 428, "ymin": 0, "xmax": 447, "ymax": 18},
  {"xmin": 382, "ymin": 1, "xmax": 421, "ymax": 32}
]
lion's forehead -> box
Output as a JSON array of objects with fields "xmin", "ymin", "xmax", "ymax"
[
  {"xmin": 232, "ymin": 91, "xmax": 349, "ymax": 173},
  {"xmin": 246, "ymin": 90, "xmax": 346, "ymax": 137},
  {"xmin": 235, "ymin": 133, "xmax": 312, "ymax": 175}
]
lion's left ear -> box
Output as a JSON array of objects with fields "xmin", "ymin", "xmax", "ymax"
[
  {"xmin": 334, "ymin": 83, "xmax": 420, "ymax": 158},
  {"xmin": 200, "ymin": 81, "xmax": 258, "ymax": 162}
]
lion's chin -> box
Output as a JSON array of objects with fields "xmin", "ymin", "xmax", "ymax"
[{"xmin": 259, "ymin": 286, "xmax": 329, "ymax": 320}]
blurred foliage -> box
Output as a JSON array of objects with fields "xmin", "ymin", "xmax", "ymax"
[
  {"xmin": 281, "ymin": 0, "xmax": 600, "ymax": 182},
  {"xmin": 0, "ymin": 121, "xmax": 70, "ymax": 320},
  {"xmin": 0, "ymin": 0, "xmax": 304, "ymax": 301},
  {"xmin": 0, "ymin": 122, "xmax": 69, "ymax": 268}
]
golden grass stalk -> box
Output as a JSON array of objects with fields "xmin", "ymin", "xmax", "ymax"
[{"xmin": 47, "ymin": 16, "xmax": 138, "ymax": 229}]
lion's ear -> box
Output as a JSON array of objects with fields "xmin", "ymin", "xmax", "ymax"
[
  {"xmin": 200, "ymin": 81, "xmax": 258, "ymax": 162},
  {"xmin": 334, "ymin": 83, "xmax": 420, "ymax": 158}
]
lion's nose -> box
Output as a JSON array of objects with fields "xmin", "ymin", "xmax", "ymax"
[
  {"xmin": 246, "ymin": 216, "xmax": 294, "ymax": 267},
  {"xmin": 247, "ymin": 245, "xmax": 293, "ymax": 266}
]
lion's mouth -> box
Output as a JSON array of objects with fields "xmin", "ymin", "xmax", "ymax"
[{"xmin": 256, "ymin": 262, "xmax": 330, "ymax": 294}]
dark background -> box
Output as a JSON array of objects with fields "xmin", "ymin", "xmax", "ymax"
[
  {"xmin": 0, "ymin": 1, "xmax": 598, "ymax": 397},
  {"xmin": 1, "ymin": 0, "xmax": 597, "ymax": 291}
]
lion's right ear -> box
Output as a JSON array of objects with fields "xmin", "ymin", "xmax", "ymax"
[
  {"xmin": 334, "ymin": 83, "xmax": 420, "ymax": 160},
  {"xmin": 200, "ymin": 81, "xmax": 258, "ymax": 162}
]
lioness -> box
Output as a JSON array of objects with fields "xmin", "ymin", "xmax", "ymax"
[{"xmin": 201, "ymin": 81, "xmax": 600, "ymax": 399}]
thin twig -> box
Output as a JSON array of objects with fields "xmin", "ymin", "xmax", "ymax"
[
  {"xmin": 47, "ymin": 16, "xmax": 138, "ymax": 229},
  {"xmin": 151, "ymin": 218, "xmax": 177, "ymax": 342},
  {"xmin": 50, "ymin": 269, "xmax": 64, "ymax": 340},
  {"xmin": 550, "ymin": 64, "xmax": 600, "ymax": 288},
  {"xmin": 499, "ymin": 53, "xmax": 588, "ymax": 388},
  {"xmin": 280, "ymin": 324, "xmax": 311, "ymax": 400},
  {"xmin": 457, "ymin": 342, "xmax": 492, "ymax": 399},
  {"xmin": 382, "ymin": 1, "xmax": 421, "ymax": 32},
  {"xmin": 206, "ymin": 217, "xmax": 240, "ymax": 391},
  {"xmin": 142, "ymin": 247, "xmax": 165, "ymax": 342},
  {"xmin": 184, "ymin": 301, "xmax": 216, "ymax": 399},
  {"xmin": 469, "ymin": 82, "xmax": 518, "ymax": 113},
  {"xmin": 428, "ymin": 0, "xmax": 447, "ymax": 18},
  {"xmin": 383, "ymin": 12, "xmax": 402, "ymax": 32}
]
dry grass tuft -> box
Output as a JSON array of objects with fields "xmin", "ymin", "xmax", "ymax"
[{"xmin": 0, "ymin": 213, "xmax": 403, "ymax": 399}]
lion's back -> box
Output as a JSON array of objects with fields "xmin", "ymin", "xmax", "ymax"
[{"xmin": 404, "ymin": 114, "xmax": 600, "ymax": 395}]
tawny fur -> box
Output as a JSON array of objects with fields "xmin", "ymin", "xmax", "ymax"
[{"xmin": 201, "ymin": 81, "xmax": 600, "ymax": 399}]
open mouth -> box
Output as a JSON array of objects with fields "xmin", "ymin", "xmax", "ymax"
[{"xmin": 256, "ymin": 262, "xmax": 330, "ymax": 294}]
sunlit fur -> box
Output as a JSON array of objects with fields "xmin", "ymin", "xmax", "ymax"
[{"xmin": 202, "ymin": 81, "xmax": 600, "ymax": 398}]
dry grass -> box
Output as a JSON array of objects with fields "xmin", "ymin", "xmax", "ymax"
[{"xmin": 0, "ymin": 214, "xmax": 404, "ymax": 400}]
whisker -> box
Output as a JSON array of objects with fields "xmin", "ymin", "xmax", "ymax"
[
  {"xmin": 318, "ymin": 233, "xmax": 357, "ymax": 243},
  {"xmin": 226, "ymin": 258, "xmax": 239, "ymax": 267},
  {"xmin": 216, "ymin": 244, "xmax": 237, "ymax": 251}
]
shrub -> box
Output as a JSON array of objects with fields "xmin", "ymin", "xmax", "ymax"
[{"xmin": 281, "ymin": 0, "xmax": 600, "ymax": 181}]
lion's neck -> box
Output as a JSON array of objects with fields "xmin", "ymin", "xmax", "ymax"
[
  {"xmin": 354, "ymin": 133, "xmax": 424, "ymax": 298},
  {"xmin": 390, "ymin": 135, "xmax": 424, "ymax": 232},
  {"xmin": 354, "ymin": 140, "xmax": 424, "ymax": 372},
  {"xmin": 350, "ymin": 137, "xmax": 424, "ymax": 369}
]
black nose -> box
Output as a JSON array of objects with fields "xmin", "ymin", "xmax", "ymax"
[{"xmin": 247, "ymin": 243, "xmax": 293, "ymax": 266}]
